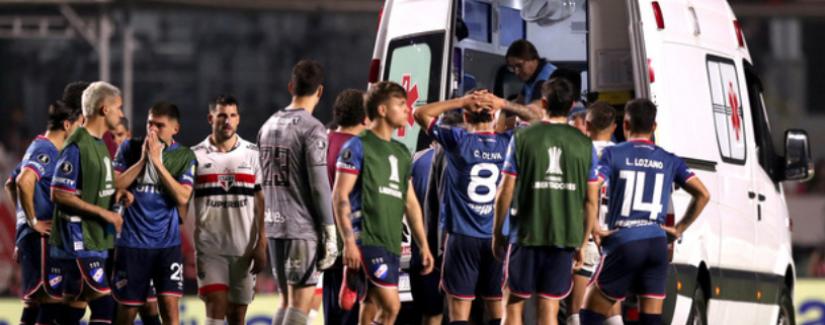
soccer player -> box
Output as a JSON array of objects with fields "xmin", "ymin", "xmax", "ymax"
[
  {"xmin": 192, "ymin": 95, "xmax": 267, "ymax": 325},
  {"xmin": 579, "ymin": 99, "xmax": 710, "ymax": 325},
  {"xmin": 324, "ymin": 89, "xmax": 368, "ymax": 325},
  {"xmin": 413, "ymin": 90, "xmax": 539, "ymax": 325},
  {"xmin": 566, "ymin": 101, "xmax": 621, "ymax": 325},
  {"xmin": 493, "ymin": 78, "xmax": 599, "ymax": 325},
  {"xmin": 5, "ymin": 100, "xmax": 83, "ymax": 325},
  {"xmin": 49, "ymin": 81, "xmax": 130, "ymax": 325},
  {"xmin": 257, "ymin": 60, "xmax": 338, "ymax": 325},
  {"xmin": 111, "ymin": 101, "xmax": 196, "ymax": 325},
  {"xmin": 333, "ymin": 81, "xmax": 435, "ymax": 325},
  {"xmin": 111, "ymin": 117, "xmax": 132, "ymax": 147}
]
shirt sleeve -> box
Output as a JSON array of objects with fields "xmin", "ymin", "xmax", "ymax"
[
  {"xmin": 336, "ymin": 137, "xmax": 364, "ymax": 175},
  {"xmin": 178, "ymin": 159, "xmax": 197, "ymax": 186},
  {"xmin": 673, "ymin": 156, "xmax": 696, "ymax": 187},
  {"xmin": 305, "ymin": 124, "xmax": 329, "ymax": 167},
  {"xmin": 588, "ymin": 146, "xmax": 600, "ymax": 182},
  {"xmin": 21, "ymin": 146, "xmax": 52, "ymax": 180},
  {"xmin": 112, "ymin": 140, "xmax": 131, "ymax": 173},
  {"xmin": 595, "ymin": 147, "xmax": 613, "ymax": 182},
  {"xmin": 502, "ymin": 136, "xmax": 518, "ymax": 176},
  {"xmin": 51, "ymin": 144, "xmax": 81, "ymax": 193},
  {"xmin": 427, "ymin": 118, "xmax": 466, "ymax": 150}
]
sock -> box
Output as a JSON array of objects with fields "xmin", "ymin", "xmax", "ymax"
[
  {"xmin": 272, "ymin": 309, "xmax": 286, "ymax": 325},
  {"xmin": 89, "ymin": 295, "xmax": 115, "ymax": 325},
  {"xmin": 37, "ymin": 303, "xmax": 62, "ymax": 325},
  {"xmin": 449, "ymin": 322, "xmax": 470, "ymax": 325},
  {"xmin": 284, "ymin": 307, "xmax": 309, "ymax": 325},
  {"xmin": 566, "ymin": 313, "xmax": 580, "ymax": 325},
  {"xmin": 58, "ymin": 307, "xmax": 86, "ymax": 325},
  {"xmin": 140, "ymin": 313, "xmax": 162, "ymax": 325},
  {"xmin": 370, "ymin": 322, "xmax": 382, "ymax": 325},
  {"xmin": 308, "ymin": 310, "xmax": 318, "ymax": 324},
  {"xmin": 488, "ymin": 320, "xmax": 502, "ymax": 325},
  {"xmin": 579, "ymin": 309, "xmax": 606, "ymax": 325},
  {"xmin": 605, "ymin": 315, "xmax": 624, "ymax": 325},
  {"xmin": 205, "ymin": 317, "xmax": 225, "ymax": 325},
  {"xmin": 20, "ymin": 304, "xmax": 38, "ymax": 325},
  {"xmin": 639, "ymin": 313, "xmax": 661, "ymax": 325}
]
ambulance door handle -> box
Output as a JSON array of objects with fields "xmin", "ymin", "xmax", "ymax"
[{"xmin": 748, "ymin": 191, "xmax": 756, "ymax": 199}]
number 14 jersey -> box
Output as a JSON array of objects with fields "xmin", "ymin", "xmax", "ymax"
[{"xmin": 595, "ymin": 139, "xmax": 695, "ymax": 243}]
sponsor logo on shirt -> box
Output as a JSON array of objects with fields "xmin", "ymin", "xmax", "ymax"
[{"xmin": 205, "ymin": 198, "xmax": 248, "ymax": 208}]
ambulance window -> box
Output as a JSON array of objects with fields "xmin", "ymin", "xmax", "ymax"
[
  {"xmin": 464, "ymin": 0, "xmax": 492, "ymax": 43},
  {"xmin": 384, "ymin": 32, "xmax": 445, "ymax": 106},
  {"xmin": 499, "ymin": 6, "xmax": 525, "ymax": 47},
  {"xmin": 706, "ymin": 56, "xmax": 747, "ymax": 164},
  {"xmin": 745, "ymin": 63, "xmax": 781, "ymax": 183}
]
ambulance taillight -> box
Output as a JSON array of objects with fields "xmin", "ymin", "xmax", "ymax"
[{"xmin": 652, "ymin": 2, "xmax": 665, "ymax": 30}]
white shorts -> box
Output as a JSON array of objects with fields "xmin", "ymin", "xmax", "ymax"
[{"xmin": 196, "ymin": 251, "xmax": 256, "ymax": 305}]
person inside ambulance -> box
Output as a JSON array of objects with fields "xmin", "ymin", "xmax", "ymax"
[{"xmin": 505, "ymin": 39, "xmax": 557, "ymax": 106}]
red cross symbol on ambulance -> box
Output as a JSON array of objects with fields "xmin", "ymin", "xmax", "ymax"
[
  {"xmin": 397, "ymin": 74, "xmax": 420, "ymax": 138},
  {"xmin": 727, "ymin": 81, "xmax": 742, "ymax": 141}
]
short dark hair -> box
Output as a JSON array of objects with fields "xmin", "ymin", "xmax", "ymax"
[
  {"xmin": 587, "ymin": 101, "xmax": 617, "ymax": 133},
  {"xmin": 149, "ymin": 101, "xmax": 181, "ymax": 121},
  {"xmin": 366, "ymin": 81, "xmax": 406, "ymax": 120},
  {"xmin": 47, "ymin": 100, "xmax": 82, "ymax": 131},
  {"xmin": 209, "ymin": 95, "xmax": 239, "ymax": 113},
  {"xmin": 505, "ymin": 39, "xmax": 540, "ymax": 61},
  {"xmin": 549, "ymin": 68, "xmax": 582, "ymax": 98},
  {"xmin": 333, "ymin": 89, "xmax": 366, "ymax": 128},
  {"xmin": 624, "ymin": 98, "xmax": 658, "ymax": 133},
  {"xmin": 62, "ymin": 81, "xmax": 90, "ymax": 111},
  {"xmin": 540, "ymin": 78, "xmax": 575, "ymax": 117},
  {"xmin": 118, "ymin": 116, "xmax": 130, "ymax": 130},
  {"xmin": 465, "ymin": 111, "xmax": 494, "ymax": 124},
  {"xmin": 291, "ymin": 60, "xmax": 324, "ymax": 97}
]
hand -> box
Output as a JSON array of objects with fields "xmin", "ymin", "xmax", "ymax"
[
  {"xmin": 316, "ymin": 225, "xmax": 339, "ymax": 270},
  {"xmin": 343, "ymin": 241, "xmax": 362, "ymax": 271},
  {"xmin": 30, "ymin": 219, "xmax": 52, "ymax": 236},
  {"xmin": 573, "ymin": 248, "xmax": 584, "ymax": 271},
  {"xmin": 250, "ymin": 240, "xmax": 268, "ymax": 274},
  {"xmin": 115, "ymin": 189, "xmax": 135, "ymax": 208},
  {"xmin": 100, "ymin": 210, "xmax": 123, "ymax": 233},
  {"xmin": 460, "ymin": 91, "xmax": 487, "ymax": 112},
  {"xmin": 492, "ymin": 234, "xmax": 506, "ymax": 262},
  {"xmin": 482, "ymin": 92, "xmax": 508, "ymax": 112},
  {"xmin": 592, "ymin": 227, "xmax": 616, "ymax": 246},
  {"xmin": 146, "ymin": 131, "xmax": 163, "ymax": 166},
  {"xmin": 661, "ymin": 225, "xmax": 683, "ymax": 242},
  {"xmin": 419, "ymin": 250, "xmax": 434, "ymax": 275}
]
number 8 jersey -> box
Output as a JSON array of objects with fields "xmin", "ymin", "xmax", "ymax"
[
  {"xmin": 595, "ymin": 139, "xmax": 695, "ymax": 237},
  {"xmin": 426, "ymin": 119, "xmax": 512, "ymax": 238}
]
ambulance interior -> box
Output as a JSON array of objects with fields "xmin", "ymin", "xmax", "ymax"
[{"xmin": 456, "ymin": 0, "xmax": 636, "ymax": 126}]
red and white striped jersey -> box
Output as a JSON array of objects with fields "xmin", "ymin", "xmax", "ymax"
[{"xmin": 191, "ymin": 135, "xmax": 262, "ymax": 256}]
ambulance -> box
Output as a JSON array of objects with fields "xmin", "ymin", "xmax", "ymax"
[{"xmin": 369, "ymin": 0, "xmax": 814, "ymax": 323}]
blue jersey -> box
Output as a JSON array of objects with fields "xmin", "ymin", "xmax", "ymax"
[
  {"xmin": 113, "ymin": 141, "xmax": 196, "ymax": 249},
  {"xmin": 411, "ymin": 148, "xmax": 434, "ymax": 205},
  {"xmin": 595, "ymin": 139, "xmax": 695, "ymax": 245},
  {"xmin": 428, "ymin": 120, "xmax": 512, "ymax": 239},
  {"xmin": 11, "ymin": 136, "xmax": 59, "ymax": 243},
  {"xmin": 50, "ymin": 141, "xmax": 108, "ymax": 259}
]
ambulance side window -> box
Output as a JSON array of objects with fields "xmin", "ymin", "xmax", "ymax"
[
  {"xmin": 744, "ymin": 63, "xmax": 781, "ymax": 184},
  {"xmin": 706, "ymin": 56, "xmax": 747, "ymax": 164}
]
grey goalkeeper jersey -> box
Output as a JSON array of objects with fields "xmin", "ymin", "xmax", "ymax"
[{"xmin": 257, "ymin": 108, "xmax": 334, "ymax": 241}]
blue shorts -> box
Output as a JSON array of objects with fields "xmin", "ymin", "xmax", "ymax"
[
  {"xmin": 359, "ymin": 245, "xmax": 400, "ymax": 288},
  {"xmin": 505, "ymin": 244, "xmax": 574, "ymax": 300},
  {"xmin": 17, "ymin": 233, "xmax": 63, "ymax": 301},
  {"xmin": 112, "ymin": 245, "xmax": 183, "ymax": 306},
  {"xmin": 594, "ymin": 236, "xmax": 668, "ymax": 301},
  {"xmin": 48, "ymin": 255, "xmax": 111, "ymax": 301},
  {"xmin": 441, "ymin": 233, "xmax": 503, "ymax": 300}
]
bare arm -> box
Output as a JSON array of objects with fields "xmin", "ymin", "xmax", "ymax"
[
  {"xmin": 583, "ymin": 182, "xmax": 600, "ymax": 247},
  {"xmin": 52, "ymin": 188, "xmax": 122, "ymax": 230},
  {"xmin": 495, "ymin": 97, "xmax": 542, "ymax": 123},
  {"xmin": 413, "ymin": 97, "xmax": 468, "ymax": 131},
  {"xmin": 16, "ymin": 170, "xmax": 41, "ymax": 230},
  {"xmin": 332, "ymin": 172, "xmax": 358, "ymax": 245},
  {"xmin": 114, "ymin": 159, "xmax": 145, "ymax": 190},
  {"xmin": 152, "ymin": 163, "xmax": 193, "ymax": 206},
  {"xmin": 669, "ymin": 177, "xmax": 711, "ymax": 236},
  {"xmin": 404, "ymin": 180, "xmax": 430, "ymax": 255},
  {"xmin": 493, "ymin": 174, "xmax": 516, "ymax": 260}
]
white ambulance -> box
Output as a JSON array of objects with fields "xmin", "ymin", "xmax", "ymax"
[{"xmin": 369, "ymin": 0, "xmax": 814, "ymax": 324}]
